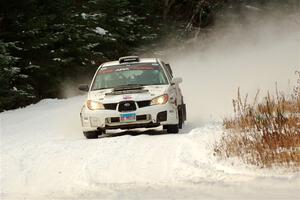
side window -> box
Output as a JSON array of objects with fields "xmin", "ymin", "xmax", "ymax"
[
  {"xmin": 161, "ymin": 61, "xmax": 173, "ymax": 81},
  {"xmin": 165, "ymin": 63, "xmax": 173, "ymax": 78}
]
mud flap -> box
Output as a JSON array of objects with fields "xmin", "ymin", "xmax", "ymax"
[
  {"xmin": 181, "ymin": 104, "xmax": 187, "ymax": 121},
  {"xmin": 178, "ymin": 104, "xmax": 187, "ymax": 122}
]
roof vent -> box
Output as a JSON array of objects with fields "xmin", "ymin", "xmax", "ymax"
[{"xmin": 119, "ymin": 56, "xmax": 140, "ymax": 64}]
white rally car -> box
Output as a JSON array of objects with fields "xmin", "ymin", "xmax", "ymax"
[{"xmin": 79, "ymin": 56, "xmax": 186, "ymax": 139}]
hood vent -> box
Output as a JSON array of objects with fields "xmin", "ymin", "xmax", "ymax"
[{"xmin": 105, "ymin": 89, "xmax": 148, "ymax": 96}]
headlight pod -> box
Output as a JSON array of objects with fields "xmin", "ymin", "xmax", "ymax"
[
  {"xmin": 86, "ymin": 100, "xmax": 104, "ymax": 110},
  {"xmin": 150, "ymin": 94, "xmax": 169, "ymax": 105}
]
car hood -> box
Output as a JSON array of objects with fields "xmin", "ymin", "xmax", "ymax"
[{"xmin": 88, "ymin": 85, "xmax": 169, "ymax": 103}]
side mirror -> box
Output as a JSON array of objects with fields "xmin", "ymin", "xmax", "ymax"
[
  {"xmin": 171, "ymin": 77, "xmax": 182, "ymax": 85},
  {"xmin": 78, "ymin": 84, "xmax": 89, "ymax": 92}
]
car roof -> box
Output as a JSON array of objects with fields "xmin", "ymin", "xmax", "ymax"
[{"xmin": 101, "ymin": 58, "xmax": 159, "ymax": 68}]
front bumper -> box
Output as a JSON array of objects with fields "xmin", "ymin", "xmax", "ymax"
[{"xmin": 80, "ymin": 103, "xmax": 178, "ymax": 132}]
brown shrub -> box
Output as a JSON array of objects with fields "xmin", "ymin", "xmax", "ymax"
[{"xmin": 215, "ymin": 71, "xmax": 300, "ymax": 168}]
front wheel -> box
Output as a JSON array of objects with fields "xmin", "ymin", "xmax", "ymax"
[
  {"xmin": 163, "ymin": 124, "xmax": 179, "ymax": 133},
  {"xmin": 83, "ymin": 131, "xmax": 99, "ymax": 139}
]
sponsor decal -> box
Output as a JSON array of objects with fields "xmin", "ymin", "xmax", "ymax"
[
  {"xmin": 123, "ymin": 95, "xmax": 132, "ymax": 100},
  {"xmin": 97, "ymin": 64, "xmax": 160, "ymax": 74},
  {"xmin": 97, "ymin": 69, "xmax": 114, "ymax": 74}
]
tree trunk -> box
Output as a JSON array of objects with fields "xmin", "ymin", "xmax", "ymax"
[{"xmin": 163, "ymin": 0, "xmax": 176, "ymax": 20}]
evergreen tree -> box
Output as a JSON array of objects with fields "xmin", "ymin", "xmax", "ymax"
[{"xmin": 0, "ymin": 41, "xmax": 35, "ymax": 110}]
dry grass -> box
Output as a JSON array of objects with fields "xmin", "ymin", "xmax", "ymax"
[{"xmin": 215, "ymin": 71, "xmax": 300, "ymax": 168}]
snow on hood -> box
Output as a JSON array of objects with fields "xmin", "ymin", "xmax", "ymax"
[{"xmin": 88, "ymin": 85, "xmax": 169, "ymax": 103}]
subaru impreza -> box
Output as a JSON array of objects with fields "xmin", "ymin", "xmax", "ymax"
[{"xmin": 79, "ymin": 56, "xmax": 186, "ymax": 139}]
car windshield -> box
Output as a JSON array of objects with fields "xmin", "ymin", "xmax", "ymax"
[{"xmin": 91, "ymin": 63, "xmax": 169, "ymax": 90}]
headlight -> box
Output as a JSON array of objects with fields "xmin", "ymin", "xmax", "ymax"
[
  {"xmin": 150, "ymin": 94, "xmax": 169, "ymax": 105},
  {"xmin": 86, "ymin": 100, "xmax": 104, "ymax": 110}
]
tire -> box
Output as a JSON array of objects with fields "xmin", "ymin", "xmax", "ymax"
[
  {"xmin": 83, "ymin": 131, "xmax": 98, "ymax": 139},
  {"xmin": 163, "ymin": 124, "xmax": 179, "ymax": 133}
]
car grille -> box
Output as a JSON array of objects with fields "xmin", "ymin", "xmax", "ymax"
[
  {"xmin": 118, "ymin": 101, "xmax": 137, "ymax": 112},
  {"xmin": 136, "ymin": 114, "xmax": 148, "ymax": 121},
  {"xmin": 103, "ymin": 100, "xmax": 151, "ymax": 111},
  {"xmin": 106, "ymin": 115, "xmax": 150, "ymax": 124},
  {"xmin": 136, "ymin": 100, "xmax": 151, "ymax": 108},
  {"xmin": 110, "ymin": 117, "xmax": 120, "ymax": 123},
  {"xmin": 104, "ymin": 103, "xmax": 118, "ymax": 110}
]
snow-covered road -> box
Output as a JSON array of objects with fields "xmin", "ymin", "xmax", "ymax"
[{"xmin": 1, "ymin": 96, "xmax": 299, "ymax": 199}]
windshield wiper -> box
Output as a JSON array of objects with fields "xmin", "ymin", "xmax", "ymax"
[
  {"xmin": 117, "ymin": 84, "xmax": 144, "ymax": 88},
  {"xmin": 92, "ymin": 87, "xmax": 113, "ymax": 91}
]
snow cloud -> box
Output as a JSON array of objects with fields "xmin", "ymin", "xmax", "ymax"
[{"xmin": 164, "ymin": 8, "xmax": 300, "ymax": 124}]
